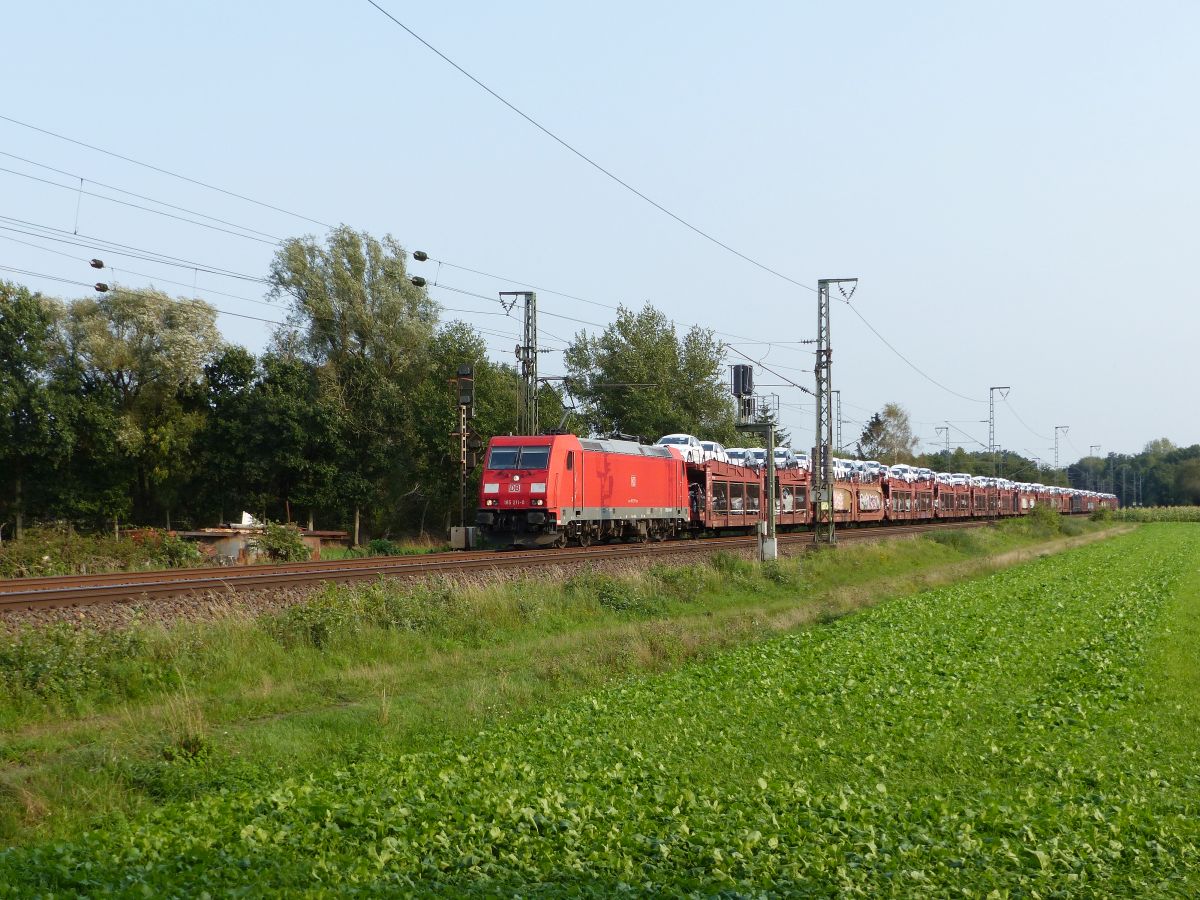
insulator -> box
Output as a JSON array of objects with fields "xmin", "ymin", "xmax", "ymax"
[
  {"xmin": 94, "ymin": 283, "xmax": 109, "ymax": 292},
  {"xmin": 410, "ymin": 276, "xmax": 427, "ymax": 287},
  {"xmin": 89, "ymin": 258, "xmax": 104, "ymax": 269},
  {"xmin": 413, "ymin": 250, "xmax": 429, "ymax": 261}
]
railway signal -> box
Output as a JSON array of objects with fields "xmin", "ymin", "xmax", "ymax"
[{"xmin": 456, "ymin": 364, "xmax": 474, "ymax": 419}]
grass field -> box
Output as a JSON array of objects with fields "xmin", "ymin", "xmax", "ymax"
[{"xmin": 2, "ymin": 523, "xmax": 1195, "ymax": 893}]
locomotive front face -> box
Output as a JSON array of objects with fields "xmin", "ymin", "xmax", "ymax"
[{"xmin": 477, "ymin": 439, "xmax": 561, "ymax": 547}]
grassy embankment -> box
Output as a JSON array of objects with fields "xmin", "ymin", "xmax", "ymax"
[{"xmin": 0, "ymin": 513, "xmax": 1113, "ymax": 848}]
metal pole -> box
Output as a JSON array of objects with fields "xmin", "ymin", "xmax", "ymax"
[
  {"xmin": 763, "ymin": 424, "xmax": 777, "ymax": 561},
  {"xmin": 936, "ymin": 425, "xmax": 950, "ymax": 470},
  {"xmin": 1054, "ymin": 425, "xmax": 1069, "ymax": 479},
  {"xmin": 989, "ymin": 387, "xmax": 1010, "ymax": 477},
  {"xmin": 502, "ymin": 291, "xmax": 538, "ymax": 435},
  {"xmin": 459, "ymin": 404, "xmax": 468, "ymax": 528},
  {"xmin": 814, "ymin": 278, "xmax": 856, "ymax": 544},
  {"xmin": 525, "ymin": 291, "xmax": 538, "ymax": 435}
]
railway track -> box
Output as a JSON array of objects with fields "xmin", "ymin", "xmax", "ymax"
[{"xmin": 0, "ymin": 520, "xmax": 994, "ymax": 612}]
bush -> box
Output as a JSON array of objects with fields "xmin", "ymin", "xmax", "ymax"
[
  {"xmin": 153, "ymin": 534, "xmax": 203, "ymax": 568},
  {"xmin": 1024, "ymin": 503, "xmax": 1064, "ymax": 536},
  {"xmin": 367, "ymin": 538, "xmax": 403, "ymax": 556},
  {"xmin": 250, "ymin": 522, "xmax": 310, "ymax": 563}
]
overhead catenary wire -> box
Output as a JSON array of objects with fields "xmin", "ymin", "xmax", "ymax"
[
  {"xmin": 724, "ymin": 344, "xmax": 815, "ymax": 398},
  {"xmin": 363, "ymin": 1, "xmax": 814, "ymax": 292},
  {"xmin": 840, "ymin": 300, "xmax": 985, "ymax": 405},
  {"xmin": 0, "ymin": 113, "xmax": 334, "ymax": 230},
  {"xmin": 0, "ymin": 262, "xmax": 286, "ymax": 327},
  {"xmin": 0, "ymin": 150, "xmax": 284, "ymax": 241},
  {"xmin": 0, "ymin": 216, "xmax": 270, "ymax": 283},
  {"xmin": 0, "ymin": 166, "xmax": 281, "ymax": 246},
  {"xmin": 1000, "ymin": 397, "xmax": 1050, "ymax": 441}
]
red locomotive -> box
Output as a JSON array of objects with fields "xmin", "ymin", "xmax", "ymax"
[{"xmin": 476, "ymin": 434, "xmax": 688, "ymax": 547}]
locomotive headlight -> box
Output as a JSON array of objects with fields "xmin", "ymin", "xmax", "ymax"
[
  {"xmin": 531, "ymin": 499, "xmax": 544, "ymax": 506},
  {"xmin": 485, "ymin": 499, "xmax": 498, "ymax": 506}
]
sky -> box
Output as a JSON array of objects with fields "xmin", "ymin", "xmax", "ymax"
[{"xmin": 2, "ymin": 1, "xmax": 1197, "ymax": 463}]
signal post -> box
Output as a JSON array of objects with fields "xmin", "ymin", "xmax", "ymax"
[{"xmin": 732, "ymin": 364, "xmax": 777, "ymax": 562}]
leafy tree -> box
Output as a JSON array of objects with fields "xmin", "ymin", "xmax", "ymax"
[
  {"xmin": 564, "ymin": 303, "xmax": 736, "ymax": 443},
  {"xmin": 857, "ymin": 403, "xmax": 918, "ymax": 462},
  {"xmin": 1174, "ymin": 458, "xmax": 1200, "ymax": 505},
  {"xmin": 247, "ymin": 352, "xmax": 343, "ymax": 528},
  {"xmin": 61, "ymin": 287, "xmax": 221, "ymax": 526},
  {"xmin": 0, "ymin": 282, "xmax": 68, "ymax": 537},
  {"xmin": 191, "ymin": 346, "xmax": 262, "ymax": 524},
  {"xmin": 269, "ymin": 226, "xmax": 437, "ymax": 543}
]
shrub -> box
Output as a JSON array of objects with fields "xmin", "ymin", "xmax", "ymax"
[
  {"xmin": 367, "ymin": 538, "xmax": 403, "ymax": 556},
  {"xmin": 250, "ymin": 522, "xmax": 310, "ymax": 563},
  {"xmin": 1024, "ymin": 503, "xmax": 1064, "ymax": 536},
  {"xmin": 153, "ymin": 534, "xmax": 203, "ymax": 568}
]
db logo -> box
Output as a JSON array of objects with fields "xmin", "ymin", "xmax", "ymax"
[{"xmin": 508, "ymin": 484, "xmax": 521, "ymax": 493}]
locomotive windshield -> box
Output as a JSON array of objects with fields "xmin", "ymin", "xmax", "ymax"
[{"xmin": 487, "ymin": 444, "xmax": 551, "ymax": 469}]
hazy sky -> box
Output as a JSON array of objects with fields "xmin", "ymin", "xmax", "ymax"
[{"xmin": 3, "ymin": 1, "xmax": 1196, "ymax": 461}]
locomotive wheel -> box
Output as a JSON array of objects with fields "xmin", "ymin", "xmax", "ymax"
[
  {"xmin": 552, "ymin": 533, "xmax": 567, "ymax": 549},
  {"xmin": 577, "ymin": 531, "xmax": 592, "ymax": 548}
]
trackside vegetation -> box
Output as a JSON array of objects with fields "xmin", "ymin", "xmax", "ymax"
[{"xmin": 4, "ymin": 524, "xmax": 1195, "ymax": 895}]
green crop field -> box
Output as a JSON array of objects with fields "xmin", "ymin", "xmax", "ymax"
[{"xmin": 3, "ymin": 524, "xmax": 1198, "ymax": 896}]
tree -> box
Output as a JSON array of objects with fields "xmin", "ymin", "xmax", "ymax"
[
  {"xmin": 247, "ymin": 352, "xmax": 343, "ymax": 528},
  {"xmin": 192, "ymin": 346, "xmax": 262, "ymax": 524},
  {"xmin": 857, "ymin": 403, "xmax": 918, "ymax": 462},
  {"xmin": 61, "ymin": 286, "xmax": 221, "ymax": 527},
  {"xmin": 269, "ymin": 226, "xmax": 438, "ymax": 543},
  {"xmin": 564, "ymin": 303, "xmax": 736, "ymax": 442},
  {"xmin": 0, "ymin": 282, "xmax": 68, "ymax": 537},
  {"xmin": 1173, "ymin": 458, "xmax": 1200, "ymax": 505}
]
